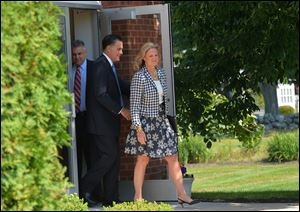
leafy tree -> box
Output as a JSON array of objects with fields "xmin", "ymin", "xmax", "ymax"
[
  {"xmin": 167, "ymin": 1, "xmax": 298, "ymax": 147},
  {"xmin": 1, "ymin": 2, "xmax": 72, "ymax": 210}
]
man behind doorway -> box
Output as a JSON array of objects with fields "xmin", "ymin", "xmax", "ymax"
[{"xmin": 71, "ymin": 40, "xmax": 93, "ymax": 195}]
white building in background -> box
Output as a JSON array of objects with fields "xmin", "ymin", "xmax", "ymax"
[{"xmin": 276, "ymin": 83, "xmax": 298, "ymax": 111}]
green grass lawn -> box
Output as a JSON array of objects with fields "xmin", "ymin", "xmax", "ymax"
[
  {"xmin": 188, "ymin": 162, "xmax": 299, "ymax": 202},
  {"xmin": 182, "ymin": 129, "xmax": 299, "ymax": 202}
]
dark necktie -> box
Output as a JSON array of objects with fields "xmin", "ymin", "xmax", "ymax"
[
  {"xmin": 112, "ymin": 64, "xmax": 124, "ymax": 107},
  {"xmin": 74, "ymin": 66, "xmax": 81, "ymax": 113}
]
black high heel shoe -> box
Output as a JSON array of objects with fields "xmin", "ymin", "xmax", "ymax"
[{"xmin": 177, "ymin": 198, "xmax": 201, "ymax": 208}]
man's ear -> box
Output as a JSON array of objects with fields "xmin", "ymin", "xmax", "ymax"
[{"xmin": 104, "ymin": 45, "xmax": 110, "ymax": 53}]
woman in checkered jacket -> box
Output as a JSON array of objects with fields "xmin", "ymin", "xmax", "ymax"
[{"xmin": 125, "ymin": 42, "xmax": 198, "ymax": 205}]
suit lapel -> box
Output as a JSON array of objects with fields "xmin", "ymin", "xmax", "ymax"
[{"xmin": 102, "ymin": 54, "xmax": 119, "ymax": 85}]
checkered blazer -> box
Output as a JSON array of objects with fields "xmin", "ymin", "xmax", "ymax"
[{"xmin": 130, "ymin": 66, "xmax": 169, "ymax": 128}]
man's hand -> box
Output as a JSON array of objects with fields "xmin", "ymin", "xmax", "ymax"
[{"xmin": 120, "ymin": 108, "xmax": 131, "ymax": 120}]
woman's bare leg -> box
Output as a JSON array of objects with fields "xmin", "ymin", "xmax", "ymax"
[
  {"xmin": 133, "ymin": 155, "xmax": 150, "ymax": 201},
  {"xmin": 164, "ymin": 155, "xmax": 193, "ymax": 202}
]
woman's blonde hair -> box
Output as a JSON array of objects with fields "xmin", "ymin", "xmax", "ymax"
[{"xmin": 133, "ymin": 42, "xmax": 161, "ymax": 71}]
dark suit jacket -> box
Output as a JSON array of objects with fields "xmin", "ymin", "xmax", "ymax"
[
  {"xmin": 86, "ymin": 54, "xmax": 130, "ymax": 136},
  {"xmin": 85, "ymin": 60, "xmax": 93, "ymax": 109}
]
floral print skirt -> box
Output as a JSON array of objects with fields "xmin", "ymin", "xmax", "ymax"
[{"xmin": 124, "ymin": 104, "xmax": 178, "ymax": 158}]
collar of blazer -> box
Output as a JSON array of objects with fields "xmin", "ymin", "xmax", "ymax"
[
  {"xmin": 141, "ymin": 66, "xmax": 164, "ymax": 80},
  {"xmin": 141, "ymin": 66, "xmax": 167, "ymax": 96},
  {"xmin": 142, "ymin": 66, "xmax": 159, "ymax": 88}
]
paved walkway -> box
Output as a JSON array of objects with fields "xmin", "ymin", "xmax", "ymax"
[
  {"xmin": 89, "ymin": 201, "xmax": 299, "ymax": 211},
  {"xmin": 169, "ymin": 201, "xmax": 299, "ymax": 211}
]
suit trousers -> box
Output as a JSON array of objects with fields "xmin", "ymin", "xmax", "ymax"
[
  {"xmin": 75, "ymin": 112, "xmax": 90, "ymax": 190},
  {"xmin": 80, "ymin": 134, "xmax": 120, "ymax": 203}
]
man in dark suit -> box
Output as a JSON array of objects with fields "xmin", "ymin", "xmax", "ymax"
[
  {"xmin": 71, "ymin": 40, "xmax": 93, "ymax": 191},
  {"xmin": 81, "ymin": 34, "xmax": 131, "ymax": 207}
]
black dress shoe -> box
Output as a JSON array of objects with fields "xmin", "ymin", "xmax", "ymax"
[{"xmin": 82, "ymin": 192, "xmax": 101, "ymax": 207}]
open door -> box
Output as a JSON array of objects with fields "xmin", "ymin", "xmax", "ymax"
[
  {"xmin": 57, "ymin": 6, "xmax": 79, "ymax": 195},
  {"xmin": 99, "ymin": 4, "xmax": 176, "ymax": 116},
  {"xmin": 55, "ymin": 1, "xmax": 102, "ymax": 195}
]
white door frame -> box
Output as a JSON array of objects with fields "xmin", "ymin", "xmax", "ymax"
[{"xmin": 58, "ymin": 6, "xmax": 79, "ymax": 195}]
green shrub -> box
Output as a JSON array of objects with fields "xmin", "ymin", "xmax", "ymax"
[
  {"xmin": 235, "ymin": 114, "xmax": 264, "ymax": 151},
  {"xmin": 61, "ymin": 194, "xmax": 88, "ymax": 211},
  {"xmin": 1, "ymin": 2, "xmax": 72, "ymax": 211},
  {"xmin": 267, "ymin": 130, "xmax": 299, "ymax": 162},
  {"xmin": 103, "ymin": 199, "xmax": 174, "ymax": 211},
  {"xmin": 279, "ymin": 105, "xmax": 295, "ymax": 115},
  {"xmin": 187, "ymin": 136, "xmax": 211, "ymax": 163},
  {"xmin": 178, "ymin": 136, "xmax": 211, "ymax": 164},
  {"xmin": 178, "ymin": 138, "xmax": 189, "ymax": 165}
]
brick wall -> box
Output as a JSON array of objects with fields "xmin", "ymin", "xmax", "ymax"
[{"xmin": 101, "ymin": 1, "xmax": 167, "ymax": 181}]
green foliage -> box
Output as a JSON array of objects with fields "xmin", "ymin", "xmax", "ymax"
[
  {"xmin": 178, "ymin": 136, "xmax": 211, "ymax": 164},
  {"xmin": 279, "ymin": 105, "xmax": 295, "ymax": 115},
  {"xmin": 182, "ymin": 130, "xmax": 298, "ymax": 163},
  {"xmin": 253, "ymin": 92, "xmax": 265, "ymax": 109},
  {"xmin": 267, "ymin": 131, "xmax": 299, "ymax": 162},
  {"xmin": 103, "ymin": 199, "xmax": 174, "ymax": 211},
  {"xmin": 61, "ymin": 194, "xmax": 88, "ymax": 211},
  {"xmin": 168, "ymin": 1, "xmax": 299, "ymax": 146},
  {"xmin": 234, "ymin": 114, "xmax": 264, "ymax": 150},
  {"xmin": 178, "ymin": 114, "xmax": 265, "ymax": 163},
  {"xmin": 178, "ymin": 139, "xmax": 189, "ymax": 165},
  {"xmin": 1, "ymin": 1, "xmax": 72, "ymax": 210}
]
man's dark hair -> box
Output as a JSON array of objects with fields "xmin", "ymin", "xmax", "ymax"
[
  {"xmin": 72, "ymin": 40, "xmax": 85, "ymax": 48},
  {"xmin": 102, "ymin": 34, "xmax": 122, "ymax": 50}
]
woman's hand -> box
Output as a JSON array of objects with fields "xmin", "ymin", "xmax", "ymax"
[{"xmin": 136, "ymin": 127, "xmax": 146, "ymax": 145}]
